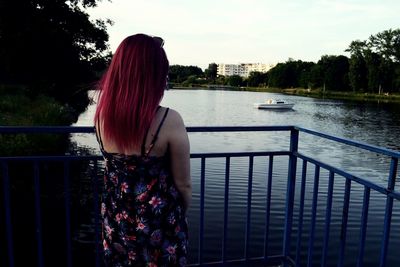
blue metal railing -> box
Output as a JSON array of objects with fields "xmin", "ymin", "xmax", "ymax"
[{"xmin": 1, "ymin": 126, "xmax": 399, "ymax": 267}]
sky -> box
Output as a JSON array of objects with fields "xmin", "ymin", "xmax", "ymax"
[{"xmin": 88, "ymin": 0, "xmax": 400, "ymax": 70}]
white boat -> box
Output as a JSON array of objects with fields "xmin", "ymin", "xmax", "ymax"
[{"xmin": 254, "ymin": 99, "xmax": 294, "ymax": 109}]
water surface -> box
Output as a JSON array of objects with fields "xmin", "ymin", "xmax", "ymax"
[{"xmin": 73, "ymin": 89, "xmax": 400, "ymax": 266}]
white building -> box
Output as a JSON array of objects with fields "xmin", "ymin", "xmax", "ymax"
[{"xmin": 217, "ymin": 63, "xmax": 274, "ymax": 78}]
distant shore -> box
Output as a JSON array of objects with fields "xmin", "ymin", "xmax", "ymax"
[{"xmin": 170, "ymin": 85, "xmax": 400, "ymax": 103}]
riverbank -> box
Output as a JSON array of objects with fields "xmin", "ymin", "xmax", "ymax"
[
  {"xmin": 171, "ymin": 85, "xmax": 400, "ymax": 103},
  {"xmin": 282, "ymin": 88, "xmax": 400, "ymax": 103},
  {"xmin": 0, "ymin": 86, "xmax": 84, "ymax": 155},
  {"xmin": 171, "ymin": 84, "xmax": 282, "ymax": 93}
]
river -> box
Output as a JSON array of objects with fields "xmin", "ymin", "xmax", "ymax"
[{"xmin": 72, "ymin": 89, "xmax": 400, "ymax": 266}]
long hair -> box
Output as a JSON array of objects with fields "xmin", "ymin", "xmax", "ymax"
[{"xmin": 94, "ymin": 34, "xmax": 169, "ymax": 151}]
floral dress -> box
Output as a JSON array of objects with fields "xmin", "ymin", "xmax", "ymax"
[{"xmin": 96, "ymin": 108, "xmax": 188, "ymax": 267}]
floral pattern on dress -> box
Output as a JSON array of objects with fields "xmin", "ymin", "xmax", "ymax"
[{"xmin": 101, "ymin": 153, "xmax": 188, "ymax": 267}]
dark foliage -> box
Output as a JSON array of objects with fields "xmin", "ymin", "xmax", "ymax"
[{"xmin": 0, "ymin": 0, "xmax": 111, "ymax": 111}]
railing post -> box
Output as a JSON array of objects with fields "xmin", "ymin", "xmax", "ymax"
[
  {"xmin": 222, "ymin": 157, "xmax": 230, "ymax": 265},
  {"xmin": 283, "ymin": 128, "xmax": 299, "ymax": 263},
  {"xmin": 379, "ymin": 157, "xmax": 398, "ymax": 267},
  {"xmin": 64, "ymin": 161, "xmax": 72, "ymax": 267},
  {"xmin": 199, "ymin": 157, "xmax": 206, "ymax": 265},
  {"xmin": 33, "ymin": 161, "xmax": 44, "ymax": 267},
  {"xmin": 92, "ymin": 160, "xmax": 101, "ymax": 267},
  {"xmin": 2, "ymin": 161, "xmax": 14, "ymax": 267}
]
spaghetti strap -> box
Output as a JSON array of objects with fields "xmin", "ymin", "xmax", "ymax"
[
  {"xmin": 141, "ymin": 127, "xmax": 151, "ymax": 156},
  {"xmin": 141, "ymin": 106, "xmax": 163, "ymax": 156},
  {"xmin": 143, "ymin": 108, "xmax": 169, "ymax": 157},
  {"xmin": 95, "ymin": 117, "xmax": 105, "ymax": 151}
]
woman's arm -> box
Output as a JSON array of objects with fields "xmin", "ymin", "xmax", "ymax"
[{"xmin": 168, "ymin": 109, "xmax": 192, "ymax": 213}]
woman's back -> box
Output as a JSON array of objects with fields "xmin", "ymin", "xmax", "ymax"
[
  {"xmin": 96, "ymin": 107, "xmax": 190, "ymax": 266},
  {"xmin": 94, "ymin": 34, "xmax": 191, "ymax": 266}
]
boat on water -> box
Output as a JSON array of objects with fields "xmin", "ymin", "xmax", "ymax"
[{"xmin": 254, "ymin": 99, "xmax": 295, "ymax": 109}]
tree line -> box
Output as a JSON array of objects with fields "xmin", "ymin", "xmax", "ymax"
[
  {"xmin": 0, "ymin": 0, "xmax": 111, "ymax": 116},
  {"xmin": 169, "ymin": 29, "xmax": 400, "ymax": 93}
]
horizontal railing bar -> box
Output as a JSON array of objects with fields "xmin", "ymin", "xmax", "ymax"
[
  {"xmin": 0, "ymin": 155, "xmax": 104, "ymax": 161},
  {"xmin": 0, "ymin": 126, "xmax": 96, "ymax": 133},
  {"xmin": 296, "ymin": 126, "xmax": 400, "ymax": 159},
  {"xmin": 2, "ymin": 125, "xmax": 398, "ymax": 158},
  {"xmin": 191, "ymin": 151, "xmax": 289, "ymax": 158},
  {"xmin": 0, "ymin": 151, "xmax": 290, "ymax": 161},
  {"xmin": 295, "ymin": 152, "xmax": 400, "ymax": 201},
  {"xmin": 188, "ymin": 126, "xmax": 295, "ymax": 132},
  {"xmin": 187, "ymin": 255, "xmax": 294, "ymax": 267},
  {"xmin": 0, "ymin": 125, "xmax": 295, "ymax": 134}
]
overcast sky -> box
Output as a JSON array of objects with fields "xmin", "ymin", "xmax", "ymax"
[{"xmin": 88, "ymin": 0, "xmax": 400, "ymax": 70}]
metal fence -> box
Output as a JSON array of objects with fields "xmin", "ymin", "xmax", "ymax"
[{"xmin": 1, "ymin": 126, "xmax": 399, "ymax": 267}]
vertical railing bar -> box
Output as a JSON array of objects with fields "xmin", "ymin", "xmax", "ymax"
[
  {"xmin": 64, "ymin": 160, "xmax": 72, "ymax": 267},
  {"xmin": 321, "ymin": 171, "xmax": 335, "ymax": 267},
  {"xmin": 295, "ymin": 160, "xmax": 307, "ymax": 267},
  {"xmin": 92, "ymin": 160, "xmax": 100, "ymax": 267},
  {"xmin": 244, "ymin": 156, "xmax": 254, "ymax": 261},
  {"xmin": 379, "ymin": 157, "xmax": 398, "ymax": 267},
  {"xmin": 307, "ymin": 165, "xmax": 320, "ymax": 267},
  {"xmin": 2, "ymin": 161, "xmax": 14, "ymax": 267},
  {"xmin": 264, "ymin": 156, "xmax": 274, "ymax": 260},
  {"xmin": 199, "ymin": 157, "xmax": 206, "ymax": 265},
  {"xmin": 283, "ymin": 129, "xmax": 299, "ymax": 260},
  {"xmin": 337, "ymin": 178, "xmax": 351, "ymax": 267},
  {"xmin": 222, "ymin": 156, "xmax": 230, "ymax": 264},
  {"xmin": 34, "ymin": 161, "xmax": 44, "ymax": 267},
  {"xmin": 356, "ymin": 187, "xmax": 370, "ymax": 267}
]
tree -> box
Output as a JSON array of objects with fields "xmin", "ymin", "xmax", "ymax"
[
  {"xmin": 247, "ymin": 71, "xmax": 264, "ymax": 87},
  {"xmin": 226, "ymin": 75, "xmax": 243, "ymax": 87},
  {"xmin": 266, "ymin": 60, "xmax": 315, "ymax": 89},
  {"xmin": 168, "ymin": 65, "xmax": 203, "ymax": 83},
  {"xmin": 348, "ymin": 54, "xmax": 368, "ymax": 92},
  {"xmin": 346, "ymin": 29, "xmax": 400, "ymax": 93},
  {"xmin": 267, "ymin": 63, "xmax": 292, "ymax": 88},
  {"xmin": 0, "ymin": 0, "xmax": 111, "ymax": 106},
  {"xmin": 317, "ymin": 55, "xmax": 350, "ymax": 91},
  {"xmin": 205, "ymin": 63, "xmax": 217, "ymax": 83},
  {"xmin": 369, "ymin": 28, "xmax": 400, "ymax": 62},
  {"xmin": 394, "ymin": 66, "xmax": 400, "ymax": 91}
]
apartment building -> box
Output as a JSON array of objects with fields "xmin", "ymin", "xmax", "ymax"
[{"xmin": 217, "ymin": 63, "xmax": 274, "ymax": 78}]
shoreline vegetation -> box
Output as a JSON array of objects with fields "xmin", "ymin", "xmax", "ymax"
[
  {"xmin": 170, "ymin": 84, "xmax": 400, "ymax": 103},
  {"xmin": 0, "ymin": 85, "xmax": 86, "ymax": 155}
]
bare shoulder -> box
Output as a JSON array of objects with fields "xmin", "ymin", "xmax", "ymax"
[
  {"xmin": 162, "ymin": 108, "xmax": 188, "ymax": 145},
  {"xmin": 164, "ymin": 108, "xmax": 186, "ymax": 130}
]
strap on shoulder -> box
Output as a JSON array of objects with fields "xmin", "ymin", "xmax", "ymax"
[
  {"xmin": 95, "ymin": 117, "xmax": 105, "ymax": 151},
  {"xmin": 143, "ymin": 107, "xmax": 169, "ymax": 157}
]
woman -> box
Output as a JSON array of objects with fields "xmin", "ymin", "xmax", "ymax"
[{"xmin": 94, "ymin": 34, "xmax": 191, "ymax": 266}]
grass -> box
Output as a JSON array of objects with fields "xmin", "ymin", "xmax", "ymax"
[
  {"xmin": 282, "ymin": 88, "xmax": 400, "ymax": 103},
  {"xmin": 0, "ymin": 87, "xmax": 78, "ymax": 155}
]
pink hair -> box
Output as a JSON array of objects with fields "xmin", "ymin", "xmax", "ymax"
[{"xmin": 94, "ymin": 34, "xmax": 169, "ymax": 151}]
